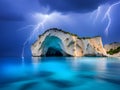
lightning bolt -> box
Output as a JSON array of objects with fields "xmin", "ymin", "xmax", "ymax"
[
  {"xmin": 102, "ymin": 1, "xmax": 120, "ymax": 36},
  {"xmin": 93, "ymin": 6, "xmax": 101, "ymax": 24},
  {"xmin": 21, "ymin": 14, "xmax": 49, "ymax": 60}
]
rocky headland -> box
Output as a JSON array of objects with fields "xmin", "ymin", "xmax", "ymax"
[
  {"xmin": 104, "ymin": 42, "xmax": 120, "ymax": 57},
  {"xmin": 31, "ymin": 28, "xmax": 120, "ymax": 57}
]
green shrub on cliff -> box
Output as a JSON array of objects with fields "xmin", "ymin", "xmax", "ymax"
[{"xmin": 107, "ymin": 47, "xmax": 120, "ymax": 55}]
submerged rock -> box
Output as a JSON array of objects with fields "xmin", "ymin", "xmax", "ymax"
[{"xmin": 31, "ymin": 28, "xmax": 107, "ymax": 57}]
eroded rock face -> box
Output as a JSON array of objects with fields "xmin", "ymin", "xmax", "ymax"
[{"xmin": 31, "ymin": 28, "xmax": 107, "ymax": 57}]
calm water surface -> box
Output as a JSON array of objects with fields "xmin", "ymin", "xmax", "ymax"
[{"xmin": 0, "ymin": 57, "xmax": 120, "ymax": 90}]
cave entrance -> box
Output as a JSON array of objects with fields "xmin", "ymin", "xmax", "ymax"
[
  {"xmin": 41, "ymin": 36, "xmax": 68, "ymax": 57},
  {"xmin": 46, "ymin": 47, "xmax": 63, "ymax": 56}
]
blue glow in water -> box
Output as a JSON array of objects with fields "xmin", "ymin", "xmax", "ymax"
[{"xmin": 0, "ymin": 57, "xmax": 120, "ymax": 90}]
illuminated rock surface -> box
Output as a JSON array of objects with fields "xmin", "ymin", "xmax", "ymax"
[{"xmin": 31, "ymin": 28, "xmax": 107, "ymax": 57}]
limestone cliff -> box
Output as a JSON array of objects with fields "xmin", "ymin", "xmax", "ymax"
[
  {"xmin": 104, "ymin": 42, "xmax": 120, "ymax": 57},
  {"xmin": 31, "ymin": 28, "xmax": 107, "ymax": 57}
]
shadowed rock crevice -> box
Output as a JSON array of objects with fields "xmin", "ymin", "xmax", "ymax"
[{"xmin": 46, "ymin": 47, "xmax": 64, "ymax": 56}]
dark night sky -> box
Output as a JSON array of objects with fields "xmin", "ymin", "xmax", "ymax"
[{"xmin": 0, "ymin": 0, "xmax": 120, "ymax": 57}]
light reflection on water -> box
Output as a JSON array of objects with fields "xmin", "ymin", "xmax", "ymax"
[{"xmin": 0, "ymin": 57, "xmax": 120, "ymax": 90}]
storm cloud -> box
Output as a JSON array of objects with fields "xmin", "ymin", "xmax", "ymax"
[
  {"xmin": 39, "ymin": 0, "xmax": 119, "ymax": 13},
  {"xmin": 0, "ymin": 0, "xmax": 41, "ymax": 21},
  {"xmin": 0, "ymin": 0, "xmax": 119, "ymax": 21}
]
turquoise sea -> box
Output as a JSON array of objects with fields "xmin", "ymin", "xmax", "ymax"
[{"xmin": 0, "ymin": 57, "xmax": 120, "ymax": 90}]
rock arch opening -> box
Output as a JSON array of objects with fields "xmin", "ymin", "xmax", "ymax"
[{"xmin": 40, "ymin": 36, "xmax": 70, "ymax": 57}]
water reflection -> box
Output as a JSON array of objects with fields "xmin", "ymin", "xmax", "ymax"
[
  {"xmin": 32, "ymin": 57, "xmax": 41, "ymax": 67},
  {"xmin": 96, "ymin": 57, "xmax": 107, "ymax": 71},
  {"xmin": 69, "ymin": 57, "xmax": 107, "ymax": 72},
  {"xmin": 70, "ymin": 57, "xmax": 81, "ymax": 71}
]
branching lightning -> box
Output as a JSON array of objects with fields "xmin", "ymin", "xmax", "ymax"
[
  {"xmin": 20, "ymin": 12, "xmax": 64, "ymax": 60},
  {"xmin": 21, "ymin": 14, "xmax": 49, "ymax": 60},
  {"xmin": 102, "ymin": 1, "xmax": 120, "ymax": 36}
]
